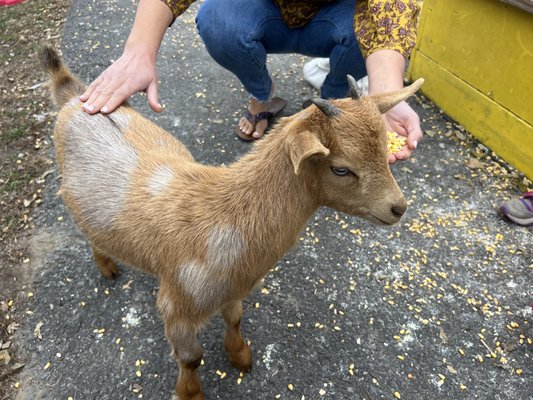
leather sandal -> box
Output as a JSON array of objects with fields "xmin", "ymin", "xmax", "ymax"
[{"xmin": 235, "ymin": 97, "xmax": 287, "ymax": 141}]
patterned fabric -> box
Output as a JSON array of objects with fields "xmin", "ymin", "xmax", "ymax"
[
  {"xmin": 355, "ymin": 0, "xmax": 421, "ymax": 59},
  {"xmin": 163, "ymin": 0, "xmax": 196, "ymax": 20},
  {"xmin": 161, "ymin": 0, "xmax": 421, "ymax": 59},
  {"xmin": 273, "ymin": 0, "xmax": 336, "ymax": 27}
]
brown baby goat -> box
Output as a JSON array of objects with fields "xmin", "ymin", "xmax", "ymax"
[{"xmin": 41, "ymin": 46, "xmax": 423, "ymax": 399}]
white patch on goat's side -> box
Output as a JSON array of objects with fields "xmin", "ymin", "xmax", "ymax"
[
  {"xmin": 177, "ymin": 261, "xmax": 232, "ymax": 310},
  {"xmin": 63, "ymin": 111, "xmax": 138, "ymax": 229},
  {"xmin": 178, "ymin": 262, "xmax": 219, "ymax": 309},
  {"xmin": 178, "ymin": 262, "xmax": 209, "ymax": 295},
  {"xmin": 175, "ymin": 227, "xmax": 245, "ymax": 310},
  {"xmin": 206, "ymin": 225, "xmax": 246, "ymax": 271},
  {"xmin": 147, "ymin": 165, "xmax": 174, "ymax": 196}
]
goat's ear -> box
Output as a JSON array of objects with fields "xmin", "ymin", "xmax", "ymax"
[
  {"xmin": 370, "ymin": 78, "xmax": 424, "ymax": 114},
  {"xmin": 288, "ymin": 130, "xmax": 330, "ymax": 175}
]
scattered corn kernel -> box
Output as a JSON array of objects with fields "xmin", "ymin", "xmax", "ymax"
[
  {"xmin": 460, "ymin": 384, "xmax": 467, "ymax": 390},
  {"xmin": 394, "ymin": 391, "xmax": 401, "ymax": 399},
  {"xmin": 516, "ymin": 369, "xmax": 523, "ymax": 376},
  {"xmin": 288, "ymin": 383, "xmax": 294, "ymax": 391}
]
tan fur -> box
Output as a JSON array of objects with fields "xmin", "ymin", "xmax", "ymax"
[{"xmin": 41, "ymin": 46, "xmax": 422, "ymax": 399}]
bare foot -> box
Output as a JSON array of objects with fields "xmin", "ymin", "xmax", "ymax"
[{"xmin": 238, "ymin": 97, "xmax": 269, "ymax": 139}]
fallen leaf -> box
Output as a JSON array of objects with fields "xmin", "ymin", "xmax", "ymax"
[
  {"xmin": 7, "ymin": 322, "xmax": 19, "ymax": 334},
  {"xmin": 446, "ymin": 364, "xmax": 458, "ymax": 374},
  {"xmin": 439, "ymin": 328, "xmax": 449, "ymax": 344},
  {"xmin": 0, "ymin": 350, "xmax": 11, "ymax": 365},
  {"xmin": 34, "ymin": 321, "xmax": 44, "ymax": 340},
  {"xmin": 466, "ymin": 158, "xmax": 486, "ymax": 170}
]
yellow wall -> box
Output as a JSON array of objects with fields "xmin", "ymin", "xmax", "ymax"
[{"xmin": 408, "ymin": 0, "xmax": 533, "ymax": 179}]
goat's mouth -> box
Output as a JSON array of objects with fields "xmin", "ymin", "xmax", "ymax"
[{"xmin": 366, "ymin": 213, "xmax": 400, "ymax": 226}]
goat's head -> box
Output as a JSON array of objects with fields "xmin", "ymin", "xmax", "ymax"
[{"xmin": 286, "ymin": 76, "xmax": 424, "ymax": 225}]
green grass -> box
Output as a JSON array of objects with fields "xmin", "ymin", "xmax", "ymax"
[{"xmin": 1, "ymin": 126, "xmax": 29, "ymax": 146}]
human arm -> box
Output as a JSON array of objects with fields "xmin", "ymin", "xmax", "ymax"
[
  {"xmin": 366, "ymin": 50, "xmax": 422, "ymax": 163},
  {"xmin": 355, "ymin": 0, "xmax": 422, "ymax": 163},
  {"xmin": 80, "ymin": 0, "xmax": 175, "ymax": 114}
]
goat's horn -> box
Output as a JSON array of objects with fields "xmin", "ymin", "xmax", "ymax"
[
  {"xmin": 310, "ymin": 98, "xmax": 341, "ymax": 117},
  {"xmin": 370, "ymin": 78, "xmax": 425, "ymax": 114},
  {"xmin": 347, "ymin": 75, "xmax": 361, "ymax": 99}
]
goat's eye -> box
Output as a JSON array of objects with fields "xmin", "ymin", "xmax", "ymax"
[{"xmin": 331, "ymin": 167, "xmax": 350, "ymax": 176}]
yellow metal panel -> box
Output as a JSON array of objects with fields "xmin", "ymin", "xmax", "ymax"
[
  {"xmin": 415, "ymin": 0, "xmax": 533, "ymax": 124},
  {"xmin": 410, "ymin": 52, "xmax": 533, "ymax": 180}
]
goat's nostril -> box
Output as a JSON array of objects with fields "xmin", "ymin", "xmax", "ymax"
[{"xmin": 391, "ymin": 204, "xmax": 407, "ymax": 217}]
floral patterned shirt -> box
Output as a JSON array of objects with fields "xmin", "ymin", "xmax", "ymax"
[{"xmin": 162, "ymin": 0, "xmax": 421, "ymax": 59}]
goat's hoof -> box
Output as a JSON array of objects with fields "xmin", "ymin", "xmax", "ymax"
[
  {"xmin": 174, "ymin": 391, "xmax": 205, "ymax": 400},
  {"xmin": 99, "ymin": 263, "xmax": 120, "ymax": 280},
  {"xmin": 228, "ymin": 345, "xmax": 253, "ymax": 372}
]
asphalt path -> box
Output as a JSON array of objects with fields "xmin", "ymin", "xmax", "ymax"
[{"xmin": 16, "ymin": 1, "xmax": 533, "ymax": 399}]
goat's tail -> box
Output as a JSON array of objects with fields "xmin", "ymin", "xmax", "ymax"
[{"xmin": 40, "ymin": 46, "xmax": 86, "ymax": 107}]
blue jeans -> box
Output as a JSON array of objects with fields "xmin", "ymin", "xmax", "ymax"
[{"xmin": 196, "ymin": 0, "xmax": 366, "ymax": 101}]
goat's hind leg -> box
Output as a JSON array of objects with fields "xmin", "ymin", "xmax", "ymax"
[
  {"xmin": 221, "ymin": 300, "xmax": 252, "ymax": 372},
  {"xmin": 90, "ymin": 245, "xmax": 119, "ymax": 279}
]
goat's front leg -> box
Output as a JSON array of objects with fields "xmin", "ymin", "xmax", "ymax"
[
  {"xmin": 164, "ymin": 319, "xmax": 205, "ymax": 400},
  {"xmin": 221, "ymin": 300, "xmax": 252, "ymax": 372},
  {"xmin": 159, "ymin": 293, "xmax": 205, "ymax": 400}
]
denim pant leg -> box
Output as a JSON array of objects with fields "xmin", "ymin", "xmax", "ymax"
[
  {"xmin": 196, "ymin": 0, "xmax": 291, "ymax": 102},
  {"xmin": 196, "ymin": 0, "xmax": 365, "ymax": 101},
  {"xmin": 297, "ymin": 0, "xmax": 366, "ymax": 99}
]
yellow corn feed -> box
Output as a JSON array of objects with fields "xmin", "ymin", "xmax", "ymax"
[{"xmin": 387, "ymin": 131, "xmax": 407, "ymax": 155}]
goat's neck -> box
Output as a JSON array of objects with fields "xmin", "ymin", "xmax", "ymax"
[{"xmin": 224, "ymin": 134, "xmax": 318, "ymax": 255}]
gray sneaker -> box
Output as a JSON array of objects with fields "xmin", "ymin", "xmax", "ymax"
[{"xmin": 500, "ymin": 192, "xmax": 533, "ymax": 227}]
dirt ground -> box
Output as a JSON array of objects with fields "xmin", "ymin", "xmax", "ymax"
[{"xmin": 0, "ymin": 1, "xmax": 70, "ymax": 398}]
